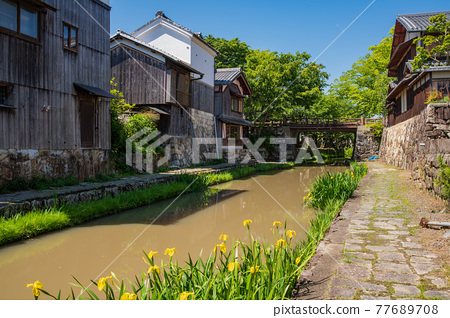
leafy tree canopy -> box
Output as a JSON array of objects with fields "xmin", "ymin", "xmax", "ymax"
[
  {"xmin": 412, "ymin": 14, "xmax": 450, "ymax": 69},
  {"xmin": 204, "ymin": 35, "xmax": 250, "ymax": 69},
  {"xmin": 326, "ymin": 29, "xmax": 394, "ymax": 117},
  {"xmin": 204, "ymin": 35, "xmax": 328, "ymax": 121}
]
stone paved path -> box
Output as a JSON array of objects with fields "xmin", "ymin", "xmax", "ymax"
[{"xmin": 294, "ymin": 161, "xmax": 450, "ymax": 300}]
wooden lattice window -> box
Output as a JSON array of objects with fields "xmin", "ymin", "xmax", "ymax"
[{"xmin": 231, "ymin": 97, "xmax": 242, "ymax": 113}]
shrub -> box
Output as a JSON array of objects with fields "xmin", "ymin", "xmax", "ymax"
[
  {"xmin": 304, "ymin": 162, "xmax": 368, "ymax": 211},
  {"xmin": 123, "ymin": 112, "xmax": 158, "ymax": 138},
  {"xmin": 436, "ymin": 156, "xmax": 450, "ymax": 200},
  {"xmin": 366, "ymin": 122, "xmax": 384, "ymax": 145}
]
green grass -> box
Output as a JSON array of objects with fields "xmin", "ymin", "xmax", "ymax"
[
  {"xmin": 304, "ymin": 162, "xmax": 368, "ymax": 211},
  {"xmin": 0, "ymin": 163, "xmax": 294, "ymax": 246},
  {"xmin": 0, "ymin": 208, "xmax": 70, "ymax": 244},
  {"xmin": 33, "ymin": 162, "xmax": 368, "ymax": 300}
]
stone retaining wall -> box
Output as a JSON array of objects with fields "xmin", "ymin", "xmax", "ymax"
[
  {"xmin": 0, "ymin": 163, "xmax": 250, "ymax": 218},
  {"xmin": 355, "ymin": 126, "xmax": 380, "ymax": 160},
  {"xmin": 0, "ymin": 149, "xmax": 111, "ymax": 184},
  {"xmin": 379, "ymin": 102, "xmax": 450, "ymax": 195}
]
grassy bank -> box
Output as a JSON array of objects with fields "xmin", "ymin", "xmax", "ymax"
[
  {"xmin": 29, "ymin": 162, "xmax": 368, "ymax": 300},
  {"xmin": 0, "ymin": 163, "xmax": 293, "ymax": 246}
]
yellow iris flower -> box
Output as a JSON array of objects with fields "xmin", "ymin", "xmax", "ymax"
[
  {"xmin": 164, "ymin": 248, "xmax": 177, "ymax": 257},
  {"xmin": 147, "ymin": 251, "xmax": 159, "ymax": 259},
  {"xmin": 148, "ymin": 265, "xmax": 161, "ymax": 275},
  {"xmin": 219, "ymin": 232, "xmax": 229, "ymax": 242},
  {"xmin": 228, "ymin": 262, "xmax": 240, "ymax": 272},
  {"xmin": 26, "ymin": 280, "xmax": 43, "ymax": 297},
  {"xmin": 120, "ymin": 292, "xmax": 137, "ymax": 300},
  {"xmin": 330, "ymin": 177, "xmax": 333, "ymax": 179},
  {"xmin": 179, "ymin": 291, "xmax": 195, "ymax": 300},
  {"xmin": 286, "ymin": 230, "xmax": 297, "ymax": 239},
  {"xmin": 295, "ymin": 257, "xmax": 301, "ymax": 265},
  {"xmin": 243, "ymin": 219, "xmax": 252, "ymax": 227},
  {"xmin": 97, "ymin": 276, "xmax": 114, "ymax": 291},
  {"xmin": 214, "ymin": 242, "xmax": 227, "ymax": 254},
  {"xmin": 276, "ymin": 239, "xmax": 287, "ymax": 247},
  {"xmin": 272, "ymin": 221, "xmax": 282, "ymax": 227},
  {"xmin": 250, "ymin": 266, "xmax": 260, "ymax": 274}
]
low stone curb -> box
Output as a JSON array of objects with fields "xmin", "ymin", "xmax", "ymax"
[{"xmin": 0, "ymin": 162, "xmax": 250, "ymax": 218}]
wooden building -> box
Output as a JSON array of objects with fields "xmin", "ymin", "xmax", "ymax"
[
  {"xmin": 386, "ymin": 11, "xmax": 450, "ymax": 126},
  {"xmin": 214, "ymin": 68, "xmax": 252, "ymax": 147},
  {"xmin": 127, "ymin": 11, "xmax": 218, "ymax": 137},
  {"xmin": 0, "ymin": 0, "xmax": 114, "ymax": 183},
  {"xmin": 110, "ymin": 30, "xmax": 204, "ymax": 136}
]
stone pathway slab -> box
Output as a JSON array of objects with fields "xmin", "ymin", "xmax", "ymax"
[{"xmin": 393, "ymin": 284, "xmax": 420, "ymax": 297}]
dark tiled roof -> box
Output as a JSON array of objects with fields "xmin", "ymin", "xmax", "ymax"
[
  {"xmin": 217, "ymin": 115, "xmax": 252, "ymax": 126},
  {"xmin": 422, "ymin": 65, "xmax": 450, "ymax": 72},
  {"xmin": 386, "ymin": 73, "xmax": 418, "ymax": 102},
  {"xmin": 215, "ymin": 68, "xmax": 242, "ymax": 85},
  {"xmin": 397, "ymin": 11, "xmax": 450, "ymax": 31}
]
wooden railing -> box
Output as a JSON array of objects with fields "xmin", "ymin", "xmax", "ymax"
[{"xmin": 256, "ymin": 117, "xmax": 385, "ymax": 127}]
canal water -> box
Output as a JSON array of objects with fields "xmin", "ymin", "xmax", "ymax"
[{"xmin": 0, "ymin": 166, "xmax": 344, "ymax": 299}]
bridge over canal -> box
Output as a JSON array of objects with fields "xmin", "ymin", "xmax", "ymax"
[
  {"xmin": 254, "ymin": 117, "xmax": 384, "ymax": 133},
  {"xmin": 252, "ymin": 117, "xmax": 385, "ymax": 160}
]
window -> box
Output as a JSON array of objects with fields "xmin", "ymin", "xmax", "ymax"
[
  {"xmin": 0, "ymin": 0, "xmax": 39, "ymax": 40},
  {"xmin": 0, "ymin": 85, "xmax": 14, "ymax": 109},
  {"xmin": 231, "ymin": 97, "xmax": 242, "ymax": 113},
  {"xmin": 226, "ymin": 125, "xmax": 241, "ymax": 139},
  {"xmin": 401, "ymin": 91, "xmax": 407, "ymax": 114},
  {"xmin": 0, "ymin": 86, "xmax": 6, "ymax": 105},
  {"xmin": 63, "ymin": 23, "xmax": 78, "ymax": 51}
]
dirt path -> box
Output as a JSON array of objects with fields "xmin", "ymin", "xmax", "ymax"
[{"xmin": 292, "ymin": 161, "xmax": 450, "ymax": 300}]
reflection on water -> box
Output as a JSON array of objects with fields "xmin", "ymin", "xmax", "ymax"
[
  {"xmin": 0, "ymin": 166, "xmax": 344, "ymax": 299},
  {"xmin": 87, "ymin": 189, "xmax": 246, "ymax": 226}
]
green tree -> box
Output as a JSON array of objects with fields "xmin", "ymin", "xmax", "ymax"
[
  {"xmin": 245, "ymin": 50, "xmax": 328, "ymax": 121},
  {"xmin": 412, "ymin": 14, "xmax": 450, "ymax": 69},
  {"xmin": 204, "ymin": 36, "xmax": 328, "ymax": 121},
  {"xmin": 204, "ymin": 35, "xmax": 251, "ymax": 69},
  {"xmin": 327, "ymin": 30, "xmax": 393, "ymax": 117}
]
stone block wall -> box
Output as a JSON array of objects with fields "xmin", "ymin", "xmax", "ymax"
[
  {"xmin": 0, "ymin": 149, "xmax": 111, "ymax": 184},
  {"xmin": 355, "ymin": 126, "xmax": 380, "ymax": 160},
  {"xmin": 190, "ymin": 108, "xmax": 215, "ymax": 138},
  {"xmin": 379, "ymin": 102, "xmax": 450, "ymax": 195}
]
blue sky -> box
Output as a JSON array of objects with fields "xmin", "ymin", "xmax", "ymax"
[{"xmin": 110, "ymin": 0, "xmax": 449, "ymax": 85}]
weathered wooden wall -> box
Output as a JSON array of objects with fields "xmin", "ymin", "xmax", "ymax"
[
  {"xmin": 111, "ymin": 45, "xmax": 166, "ymax": 105},
  {"xmin": 0, "ymin": 0, "xmax": 111, "ymax": 151},
  {"xmin": 0, "ymin": 0, "xmax": 111, "ymax": 181},
  {"xmin": 191, "ymin": 81, "xmax": 214, "ymax": 114},
  {"xmin": 216, "ymin": 85, "xmax": 244, "ymax": 120},
  {"xmin": 388, "ymin": 78, "xmax": 430, "ymax": 127}
]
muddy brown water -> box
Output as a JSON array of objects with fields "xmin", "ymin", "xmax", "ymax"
[{"xmin": 0, "ymin": 166, "xmax": 344, "ymax": 299}]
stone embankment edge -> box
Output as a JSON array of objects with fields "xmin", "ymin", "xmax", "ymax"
[
  {"xmin": 0, "ymin": 163, "xmax": 253, "ymax": 218},
  {"xmin": 291, "ymin": 168, "xmax": 372, "ymax": 299}
]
